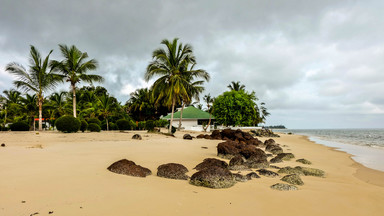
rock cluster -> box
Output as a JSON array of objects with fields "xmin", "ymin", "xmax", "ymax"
[
  {"xmin": 250, "ymin": 129, "xmax": 280, "ymax": 137},
  {"xmin": 194, "ymin": 158, "xmax": 228, "ymax": 171},
  {"xmin": 132, "ymin": 134, "xmax": 142, "ymax": 140},
  {"xmin": 107, "ymin": 159, "xmax": 151, "ymax": 177},
  {"xmin": 157, "ymin": 163, "xmax": 189, "ymax": 180},
  {"xmin": 278, "ymin": 166, "xmax": 325, "ymax": 177}
]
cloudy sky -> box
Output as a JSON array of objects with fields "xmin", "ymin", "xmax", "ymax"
[{"xmin": 1, "ymin": 0, "xmax": 383, "ymax": 129}]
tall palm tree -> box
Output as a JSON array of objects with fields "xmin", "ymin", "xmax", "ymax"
[
  {"xmin": 202, "ymin": 93, "xmax": 214, "ymax": 131},
  {"xmin": 20, "ymin": 93, "xmax": 38, "ymax": 130},
  {"xmin": 97, "ymin": 93, "xmax": 116, "ymax": 131},
  {"xmin": 145, "ymin": 38, "xmax": 209, "ymax": 133},
  {"xmin": 51, "ymin": 44, "xmax": 103, "ymax": 118},
  {"xmin": 6, "ymin": 46, "xmax": 63, "ymax": 131},
  {"xmin": 227, "ymin": 81, "xmax": 245, "ymax": 91}
]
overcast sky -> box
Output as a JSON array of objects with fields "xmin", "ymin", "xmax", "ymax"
[{"xmin": 1, "ymin": 0, "xmax": 383, "ymax": 129}]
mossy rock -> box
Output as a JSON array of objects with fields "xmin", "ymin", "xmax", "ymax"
[
  {"xmin": 296, "ymin": 158, "xmax": 312, "ymax": 165},
  {"xmin": 271, "ymin": 153, "xmax": 295, "ymax": 163},
  {"xmin": 257, "ymin": 169, "xmax": 279, "ymax": 177},
  {"xmin": 233, "ymin": 173, "xmax": 249, "ymax": 182},
  {"xmin": 270, "ymin": 183, "xmax": 298, "ymax": 191},
  {"xmin": 281, "ymin": 174, "xmax": 304, "ymax": 185},
  {"xmin": 190, "ymin": 167, "xmax": 236, "ymax": 189},
  {"xmin": 295, "ymin": 166, "xmax": 325, "ymax": 177},
  {"xmin": 278, "ymin": 166, "xmax": 304, "ymax": 175}
]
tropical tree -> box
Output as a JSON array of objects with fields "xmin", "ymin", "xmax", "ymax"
[
  {"xmin": 227, "ymin": 81, "xmax": 245, "ymax": 91},
  {"xmin": 97, "ymin": 93, "xmax": 117, "ymax": 130},
  {"xmin": 202, "ymin": 93, "xmax": 214, "ymax": 131},
  {"xmin": 6, "ymin": 46, "xmax": 63, "ymax": 131},
  {"xmin": 48, "ymin": 91, "xmax": 69, "ymax": 118},
  {"xmin": 145, "ymin": 38, "xmax": 209, "ymax": 133},
  {"xmin": 51, "ymin": 44, "xmax": 103, "ymax": 118},
  {"xmin": 127, "ymin": 88, "xmax": 156, "ymax": 121},
  {"xmin": 0, "ymin": 89, "xmax": 22, "ymax": 126},
  {"xmin": 20, "ymin": 93, "xmax": 38, "ymax": 130}
]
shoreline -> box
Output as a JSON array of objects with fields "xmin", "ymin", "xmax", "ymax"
[{"xmin": 0, "ymin": 131, "xmax": 384, "ymax": 215}]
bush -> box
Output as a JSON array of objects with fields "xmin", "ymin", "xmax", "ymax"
[
  {"xmin": 9, "ymin": 121, "xmax": 29, "ymax": 131},
  {"xmin": 109, "ymin": 123, "xmax": 118, "ymax": 130},
  {"xmin": 80, "ymin": 120, "xmax": 88, "ymax": 132},
  {"xmin": 155, "ymin": 119, "xmax": 168, "ymax": 127},
  {"xmin": 101, "ymin": 122, "xmax": 107, "ymax": 130},
  {"xmin": 88, "ymin": 123, "xmax": 101, "ymax": 132},
  {"xmin": 145, "ymin": 120, "xmax": 155, "ymax": 131},
  {"xmin": 87, "ymin": 117, "xmax": 101, "ymax": 126},
  {"xmin": 116, "ymin": 119, "xmax": 134, "ymax": 130},
  {"xmin": 55, "ymin": 116, "xmax": 81, "ymax": 133},
  {"xmin": 138, "ymin": 121, "xmax": 146, "ymax": 130}
]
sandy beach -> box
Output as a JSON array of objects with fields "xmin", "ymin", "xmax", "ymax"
[{"xmin": 1, "ymin": 131, "xmax": 383, "ymax": 216}]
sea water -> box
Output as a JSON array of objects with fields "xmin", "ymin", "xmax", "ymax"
[{"xmin": 273, "ymin": 129, "xmax": 384, "ymax": 172}]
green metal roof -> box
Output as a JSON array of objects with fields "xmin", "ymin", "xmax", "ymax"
[{"xmin": 162, "ymin": 106, "xmax": 213, "ymax": 119}]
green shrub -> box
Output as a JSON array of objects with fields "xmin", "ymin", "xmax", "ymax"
[
  {"xmin": 80, "ymin": 120, "xmax": 88, "ymax": 132},
  {"xmin": 101, "ymin": 122, "xmax": 107, "ymax": 130},
  {"xmin": 109, "ymin": 123, "xmax": 118, "ymax": 130},
  {"xmin": 138, "ymin": 121, "xmax": 146, "ymax": 130},
  {"xmin": 88, "ymin": 123, "xmax": 101, "ymax": 132},
  {"xmin": 116, "ymin": 119, "xmax": 133, "ymax": 130},
  {"xmin": 155, "ymin": 119, "xmax": 168, "ymax": 127},
  {"xmin": 87, "ymin": 117, "xmax": 101, "ymax": 126},
  {"xmin": 55, "ymin": 116, "xmax": 81, "ymax": 133},
  {"xmin": 145, "ymin": 120, "xmax": 155, "ymax": 131},
  {"xmin": 9, "ymin": 121, "xmax": 29, "ymax": 131}
]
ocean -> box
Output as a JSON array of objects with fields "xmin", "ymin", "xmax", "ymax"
[{"xmin": 273, "ymin": 128, "xmax": 384, "ymax": 172}]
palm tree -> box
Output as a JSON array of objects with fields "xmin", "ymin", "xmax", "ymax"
[
  {"xmin": 0, "ymin": 89, "xmax": 22, "ymax": 127},
  {"xmin": 20, "ymin": 93, "xmax": 38, "ymax": 130},
  {"xmin": 227, "ymin": 81, "xmax": 245, "ymax": 91},
  {"xmin": 202, "ymin": 93, "xmax": 214, "ymax": 131},
  {"xmin": 6, "ymin": 46, "xmax": 63, "ymax": 131},
  {"xmin": 145, "ymin": 38, "xmax": 209, "ymax": 133},
  {"xmin": 97, "ymin": 93, "xmax": 116, "ymax": 131},
  {"xmin": 48, "ymin": 91, "xmax": 69, "ymax": 117},
  {"xmin": 51, "ymin": 44, "xmax": 103, "ymax": 118},
  {"xmin": 128, "ymin": 88, "xmax": 155, "ymax": 121}
]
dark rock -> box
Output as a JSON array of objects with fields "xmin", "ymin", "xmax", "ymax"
[
  {"xmin": 270, "ymin": 183, "xmax": 298, "ymax": 191},
  {"xmin": 194, "ymin": 158, "xmax": 228, "ymax": 171},
  {"xmin": 217, "ymin": 141, "xmax": 240, "ymax": 159},
  {"xmin": 270, "ymin": 157, "xmax": 283, "ymax": 163},
  {"xmin": 296, "ymin": 158, "xmax": 312, "ymax": 165},
  {"xmin": 246, "ymin": 172, "xmax": 260, "ymax": 179},
  {"xmin": 190, "ymin": 167, "xmax": 236, "ymax": 189},
  {"xmin": 242, "ymin": 132, "xmax": 254, "ymax": 140},
  {"xmin": 266, "ymin": 154, "xmax": 273, "ymax": 157},
  {"xmin": 204, "ymin": 134, "xmax": 212, "ymax": 139},
  {"xmin": 196, "ymin": 134, "xmax": 205, "ymax": 139},
  {"xmin": 132, "ymin": 134, "xmax": 142, "ymax": 140},
  {"xmin": 229, "ymin": 155, "xmax": 249, "ymax": 171},
  {"xmin": 201, "ymin": 146, "xmax": 208, "ymax": 149},
  {"xmin": 270, "ymin": 153, "xmax": 295, "ymax": 163},
  {"xmin": 220, "ymin": 128, "xmax": 236, "ymax": 140},
  {"xmin": 251, "ymin": 129, "xmax": 280, "ymax": 137},
  {"xmin": 1, "ymin": 143, "xmax": 5, "ymax": 147},
  {"xmin": 245, "ymin": 155, "xmax": 270, "ymax": 169},
  {"xmin": 233, "ymin": 173, "xmax": 249, "ymax": 182},
  {"xmin": 278, "ymin": 166, "xmax": 304, "ymax": 175},
  {"xmin": 270, "ymin": 165, "xmax": 281, "ymax": 169},
  {"xmin": 183, "ymin": 134, "xmax": 193, "ymax": 140},
  {"xmin": 281, "ymin": 174, "xmax": 304, "ymax": 185},
  {"xmin": 210, "ymin": 130, "xmax": 222, "ymax": 140},
  {"xmin": 295, "ymin": 166, "xmax": 325, "ymax": 177},
  {"xmin": 157, "ymin": 163, "xmax": 189, "ymax": 180},
  {"xmin": 257, "ymin": 169, "xmax": 279, "ymax": 177},
  {"xmin": 264, "ymin": 139, "xmax": 276, "ymax": 146},
  {"xmin": 107, "ymin": 159, "xmax": 152, "ymax": 177},
  {"xmin": 265, "ymin": 144, "xmax": 283, "ymax": 155}
]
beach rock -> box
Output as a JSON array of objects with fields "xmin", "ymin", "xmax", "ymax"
[
  {"xmin": 229, "ymin": 155, "xmax": 249, "ymax": 171},
  {"xmin": 264, "ymin": 139, "xmax": 276, "ymax": 146},
  {"xmin": 265, "ymin": 144, "xmax": 283, "ymax": 155},
  {"xmin": 270, "ymin": 165, "xmax": 281, "ymax": 169},
  {"xmin": 266, "ymin": 154, "xmax": 273, "ymax": 157},
  {"xmin": 210, "ymin": 130, "xmax": 222, "ymax": 140},
  {"xmin": 1, "ymin": 143, "xmax": 5, "ymax": 147},
  {"xmin": 204, "ymin": 134, "xmax": 212, "ymax": 139},
  {"xmin": 190, "ymin": 167, "xmax": 236, "ymax": 189},
  {"xmin": 183, "ymin": 134, "xmax": 193, "ymax": 140},
  {"xmin": 295, "ymin": 166, "xmax": 325, "ymax": 177},
  {"xmin": 245, "ymin": 155, "xmax": 270, "ymax": 169},
  {"xmin": 281, "ymin": 174, "xmax": 304, "ymax": 185},
  {"xmin": 257, "ymin": 169, "xmax": 279, "ymax": 177},
  {"xmin": 296, "ymin": 158, "xmax": 312, "ymax": 165},
  {"xmin": 157, "ymin": 163, "xmax": 189, "ymax": 180},
  {"xmin": 270, "ymin": 183, "xmax": 298, "ymax": 191},
  {"xmin": 194, "ymin": 158, "xmax": 228, "ymax": 171},
  {"xmin": 270, "ymin": 153, "xmax": 295, "ymax": 163},
  {"xmin": 220, "ymin": 128, "xmax": 236, "ymax": 140},
  {"xmin": 217, "ymin": 141, "xmax": 240, "ymax": 159},
  {"xmin": 132, "ymin": 134, "xmax": 142, "ymax": 140},
  {"xmin": 246, "ymin": 172, "xmax": 261, "ymax": 179},
  {"xmin": 246, "ymin": 138, "xmax": 264, "ymax": 147},
  {"xmin": 196, "ymin": 134, "xmax": 205, "ymax": 139},
  {"xmin": 270, "ymin": 157, "xmax": 283, "ymax": 163},
  {"xmin": 251, "ymin": 129, "xmax": 280, "ymax": 137},
  {"xmin": 233, "ymin": 173, "xmax": 249, "ymax": 182},
  {"xmin": 278, "ymin": 167, "xmax": 304, "ymax": 175},
  {"xmin": 107, "ymin": 159, "xmax": 152, "ymax": 177}
]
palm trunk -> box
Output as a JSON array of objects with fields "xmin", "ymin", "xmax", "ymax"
[
  {"xmin": 178, "ymin": 103, "xmax": 185, "ymax": 131},
  {"xmin": 169, "ymin": 97, "xmax": 176, "ymax": 134},
  {"xmin": 203, "ymin": 105, "xmax": 213, "ymax": 132},
  {"xmin": 38, "ymin": 98, "xmax": 43, "ymax": 131},
  {"xmin": 106, "ymin": 118, "xmax": 109, "ymax": 131},
  {"xmin": 72, "ymin": 84, "xmax": 77, "ymax": 118}
]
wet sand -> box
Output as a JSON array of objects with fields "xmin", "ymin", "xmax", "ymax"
[{"xmin": 0, "ymin": 131, "xmax": 383, "ymax": 216}]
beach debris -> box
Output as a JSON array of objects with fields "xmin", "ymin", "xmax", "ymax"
[
  {"xmin": 30, "ymin": 213, "xmax": 39, "ymax": 216},
  {"xmin": 183, "ymin": 134, "xmax": 193, "ymax": 140},
  {"xmin": 132, "ymin": 134, "xmax": 142, "ymax": 140},
  {"xmin": 190, "ymin": 167, "xmax": 236, "ymax": 189},
  {"xmin": 257, "ymin": 169, "xmax": 279, "ymax": 177},
  {"xmin": 48, "ymin": 211, "xmax": 54, "ymax": 214},
  {"xmin": 281, "ymin": 174, "xmax": 304, "ymax": 185},
  {"xmin": 1, "ymin": 143, "xmax": 5, "ymax": 147},
  {"xmin": 270, "ymin": 153, "xmax": 295, "ymax": 163},
  {"xmin": 296, "ymin": 158, "xmax": 312, "ymax": 165},
  {"xmin": 278, "ymin": 166, "xmax": 305, "ymax": 175},
  {"xmin": 21, "ymin": 200, "xmax": 26, "ymax": 203},
  {"xmin": 201, "ymin": 146, "xmax": 208, "ymax": 149},
  {"xmin": 233, "ymin": 173, "xmax": 249, "ymax": 182},
  {"xmin": 270, "ymin": 183, "xmax": 298, "ymax": 191},
  {"xmin": 246, "ymin": 172, "xmax": 261, "ymax": 179},
  {"xmin": 107, "ymin": 159, "xmax": 151, "ymax": 177},
  {"xmin": 295, "ymin": 166, "xmax": 325, "ymax": 177},
  {"xmin": 229, "ymin": 155, "xmax": 249, "ymax": 171},
  {"xmin": 194, "ymin": 158, "xmax": 228, "ymax": 171},
  {"xmin": 157, "ymin": 163, "xmax": 189, "ymax": 180}
]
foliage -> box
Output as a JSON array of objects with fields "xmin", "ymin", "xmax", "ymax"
[
  {"xmin": 138, "ymin": 121, "xmax": 146, "ymax": 130},
  {"xmin": 9, "ymin": 121, "xmax": 30, "ymax": 131},
  {"xmin": 88, "ymin": 123, "xmax": 101, "ymax": 132},
  {"xmin": 155, "ymin": 119, "xmax": 168, "ymax": 127},
  {"xmin": 80, "ymin": 120, "xmax": 88, "ymax": 132},
  {"xmin": 227, "ymin": 81, "xmax": 245, "ymax": 91},
  {"xmin": 213, "ymin": 90, "xmax": 264, "ymax": 126},
  {"xmin": 87, "ymin": 117, "xmax": 101, "ymax": 126},
  {"xmin": 116, "ymin": 119, "xmax": 134, "ymax": 130},
  {"xmin": 109, "ymin": 123, "xmax": 118, "ymax": 130},
  {"xmin": 145, "ymin": 120, "xmax": 155, "ymax": 131},
  {"xmin": 55, "ymin": 115, "xmax": 81, "ymax": 133}
]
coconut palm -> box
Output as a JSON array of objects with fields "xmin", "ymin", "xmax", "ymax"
[
  {"xmin": 48, "ymin": 91, "xmax": 69, "ymax": 117},
  {"xmin": 145, "ymin": 38, "xmax": 209, "ymax": 133},
  {"xmin": 202, "ymin": 93, "xmax": 214, "ymax": 131},
  {"xmin": 6, "ymin": 46, "xmax": 63, "ymax": 131},
  {"xmin": 97, "ymin": 93, "xmax": 117, "ymax": 131},
  {"xmin": 227, "ymin": 81, "xmax": 245, "ymax": 91},
  {"xmin": 20, "ymin": 93, "xmax": 38, "ymax": 130},
  {"xmin": 0, "ymin": 89, "xmax": 22, "ymax": 126},
  {"xmin": 51, "ymin": 44, "xmax": 103, "ymax": 118}
]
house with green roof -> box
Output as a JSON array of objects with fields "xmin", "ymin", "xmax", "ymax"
[{"xmin": 161, "ymin": 106, "xmax": 214, "ymax": 131}]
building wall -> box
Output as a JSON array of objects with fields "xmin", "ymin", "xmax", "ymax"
[{"xmin": 170, "ymin": 119, "xmax": 210, "ymax": 132}]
